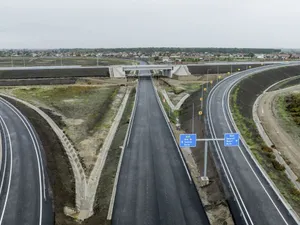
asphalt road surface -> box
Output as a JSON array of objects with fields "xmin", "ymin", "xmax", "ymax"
[
  {"xmin": 207, "ymin": 64, "xmax": 300, "ymax": 225},
  {"xmin": 113, "ymin": 70, "xmax": 209, "ymax": 225},
  {"xmin": 0, "ymin": 98, "xmax": 53, "ymax": 225}
]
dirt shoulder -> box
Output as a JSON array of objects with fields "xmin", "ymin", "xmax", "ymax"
[{"xmin": 257, "ymin": 86, "xmax": 300, "ymax": 178}]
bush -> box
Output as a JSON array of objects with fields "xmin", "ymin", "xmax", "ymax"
[
  {"xmin": 271, "ymin": 160, "xmax": 285, "ymax": 171},
  {"xmin": 291, "ymin": 188, "xmax": 300, "ymax": 197},
  {"xmin": 173, "ymin": 86, "xmax": 185, "ymax": 95},
  {"xmin": 262, "ymin": 145, "xmax": 273, "ymax": 153},
  {"xmin": 265, "ymin": 152, "xmax": 276, "ymax": 159}
]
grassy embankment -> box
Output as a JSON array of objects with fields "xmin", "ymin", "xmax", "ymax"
[
  {"xmin": 231, "ymin": 86, "xmax": 300, "ymax": 213},
  {"xmin": 281, "ymin": 93, "xmax": 300, "ymax": 126},
  {"xmin": 12, "ymin": 85, "xmax": 127, "ymax": 175},
  {"xmin": 157, "ymin": 78, "xmax": 207, "ymax": 124}
]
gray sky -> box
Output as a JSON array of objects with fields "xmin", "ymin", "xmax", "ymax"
[{"xmin": 1, "ymin": 0, "xmax": 300, "ymax": 49}]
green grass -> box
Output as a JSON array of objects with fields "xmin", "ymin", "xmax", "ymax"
[
  {"xmin": 182, "ymin": 83, "xmax": 203, "ymax": 93},
  {"xmin": 158, "ymin": 92, "xmax": 180, "ymax": 124},
  {"xmin": 231, "ymin": 85, "xmax": 300, "ymax": 213},
  {"xmin": 13, "ymin": 85, "xmax": 119, "ymax": 143}
]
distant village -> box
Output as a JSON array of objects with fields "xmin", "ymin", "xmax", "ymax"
[{"xmin": 0, "ymin": 48, "xmax": 299, "ymax": 64}]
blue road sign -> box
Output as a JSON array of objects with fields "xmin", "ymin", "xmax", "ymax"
[
  {"xmin": 179, "ymin": 134, "xmax": 197, "ymax": 148},
  {"xmin": 224, "ymin": 133, "xmax": 240, "ymax": 147}
]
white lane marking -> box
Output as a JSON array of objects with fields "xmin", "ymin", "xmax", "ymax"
[
  {"xmin": 0, "ymin": 116, "xmax": 13, "ymax": 225},
  {"xmin": 0, "ymin": 99, "xmax": 43, "ymax": 225},
  {"xmin": 0, "ymin": 98, "xmax": 46, "ymax": 199},
  {"xmin": 207, "ymin": 82, "xmax": 253, "ymax": 225},
  {"xmin": 224, "ymin": 79, "xmax": 290, "ymax": 224},
  {"xmin": 0, "ymin": 120, "xmax": 8, "ymax": 195}
]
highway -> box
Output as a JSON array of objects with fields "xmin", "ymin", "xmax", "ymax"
[
  {"xmin": 206, "ymin": 64, "xmax": 300, "ymax": 225},
  {"xmin": 112, "ymin": 68, "xmax": 209, "ymax": 225},
  {"xmin": 0, "ymin": 98, "xmax": 53, "ymax": 225}
]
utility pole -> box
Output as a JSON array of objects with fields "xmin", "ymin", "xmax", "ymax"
[
  {"xmin": 203, "ymin": 140, "xmax": 208, "ymax": 177},
  {"xmin": 22, "ymin": 53, "xmax": 25, "ymax": 67},
  {"xmin": 206, "ymin": 69, "xmax": 211, "ymax": 90},
  {"xmin": 192, "ymin": 103, "xmax": 195, "ymax": 133},
  {"xmin": 11, "ymin": 56, "xmax": 13, "ymax": 67},
  {"xmin": 97, "ymin": 55, "xmax": 99, "ymax": 66},
  {"xmin": 201, "ymin": 86, "xmax": 204, "ymax": 109}
]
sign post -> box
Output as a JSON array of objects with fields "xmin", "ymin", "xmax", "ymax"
[
  {"xmin": 179, "ymin": 133, "xmax": 240, "ymax": 187},
  {"xmin": 224, "ymin": 133, "xmax": 240, "ymax": 147},
  {"xmin": 179, "ymin": 134, "xmax": 197, "ymax": 148}
]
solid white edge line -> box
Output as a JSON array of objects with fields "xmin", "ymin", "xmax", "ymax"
[
  {"xmin": 107, "ymin": 82, "xmax": 139, "ymax": 220},
  {"xmin": 126, "ymin": 81, "xmax": 139, "ymax": 147},
  {"xmin": 207, "ymin": 80, "xmax": 253, "ymax": 225},
  {"xmin": 151, "ymin": 77, "xmax": 192, "ymax": 183},
  {"xmin": 1, "ymin": 98, "xmax": 47, "ymax": 200},
  {"xmin": 223, "ymin": 81, "xmax": 289, "ymax": 225},
  {"xmin": 0, "ymin": 120, "xmax": 7, "ymax": 195},
  {"xmin": 0, "ymin": 116, "xmax": 13, "ymax": 225},
  {"xmin": 0, "ymin": 98, "xmax": 43, "ymax": 225},
  {"xmin": 225, "ymin": 68, "xmax": 300, "ymax": 224}
]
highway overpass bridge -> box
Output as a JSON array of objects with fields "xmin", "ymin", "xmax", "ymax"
[{"xmin": 110, "ymin": 64, "xmax": 191, "ymax": 78}]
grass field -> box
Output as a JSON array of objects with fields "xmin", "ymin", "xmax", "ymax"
[
  {"xmin": 0, "ymin": 57, "xmax": 135, "ymax": 67},
  {"xmin": 10, "ymin": 84, "xmax": 126, "ymax": 175}
]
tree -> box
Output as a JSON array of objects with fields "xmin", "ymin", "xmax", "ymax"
[{"xmin": 249, "ymin": 52, "xmax": 255, "ymax": 58}]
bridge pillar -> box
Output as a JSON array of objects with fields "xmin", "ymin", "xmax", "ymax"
[
  {"xmin": 162, "ymin": 69, "xmax": 172, "ymax": 78},
  {"xmin": 109, "ymin": 66, "xmax": 126, "ymax": 78}
]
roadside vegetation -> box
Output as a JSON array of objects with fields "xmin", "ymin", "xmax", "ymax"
[
  {"xmin": 284, "ymin": 93, "xmax": 300, "ymax": 126},
  {"xmin": 231, "ymin": 85, "xmax": 300, "ymax": 214},
  {"xmin": 158, "ymin": 92, "xmax": 180, "ymax": 124},
  {"xmin": 82, "ymin": 88, "xmax": 136, "ymax": 225},
  {"xmin": 4, "ymin": 83, "xmax": 126, "ymax": 176}
]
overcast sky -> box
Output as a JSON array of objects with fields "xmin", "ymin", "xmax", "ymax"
[{"xmin": 1, "ymin": 0, "xmax": 300, "ymax": 49}]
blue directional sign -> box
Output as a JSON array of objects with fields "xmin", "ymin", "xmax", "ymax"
[
  {"xmin": 224, "ymin": 133, "xmax": 240, "ymax": 147},
  {"xmin": 180, "ymin": 134, "xmax": 197, "ymax": 148}
]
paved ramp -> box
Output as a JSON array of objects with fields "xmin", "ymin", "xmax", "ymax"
[{"xmin": 112, "ymin": 76, "xmax": 209, "ymax": 225}]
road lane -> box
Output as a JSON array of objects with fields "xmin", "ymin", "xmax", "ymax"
[
  {"xmin": 0, "ymin": 98, "xmax": 53, "ymax": 225},
  {"xmin": 113, "ymin": 75, "xmax": 209, "ymax": 225},
  {"xmin": 207, "ymin": 65, "xmax": 299, "ymax": 225}
]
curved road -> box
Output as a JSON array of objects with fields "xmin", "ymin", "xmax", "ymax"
[
  {"xmin": 207, "ymin": 64, "xmax": 300, "ymax": 225},
  {"xmin": 0, "ymin": 97, "xmax": 53, "ymax": 225},
  {"xmin": 113, "ymin": 71, "xmax": 209, "ymax": 225}
]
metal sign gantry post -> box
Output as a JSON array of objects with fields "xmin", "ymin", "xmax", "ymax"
[
  {"xmin": 180, "ymin": 134, "xmax": 240, "ymax": 186},
  {"xmin": 196, "ymin": 138, "xmax": 224, "ymax": 183}
]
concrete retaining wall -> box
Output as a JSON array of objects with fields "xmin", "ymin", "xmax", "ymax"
[{"xmin": 0, "ymin": 67, "xmax": 109, "ymax": 79}]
